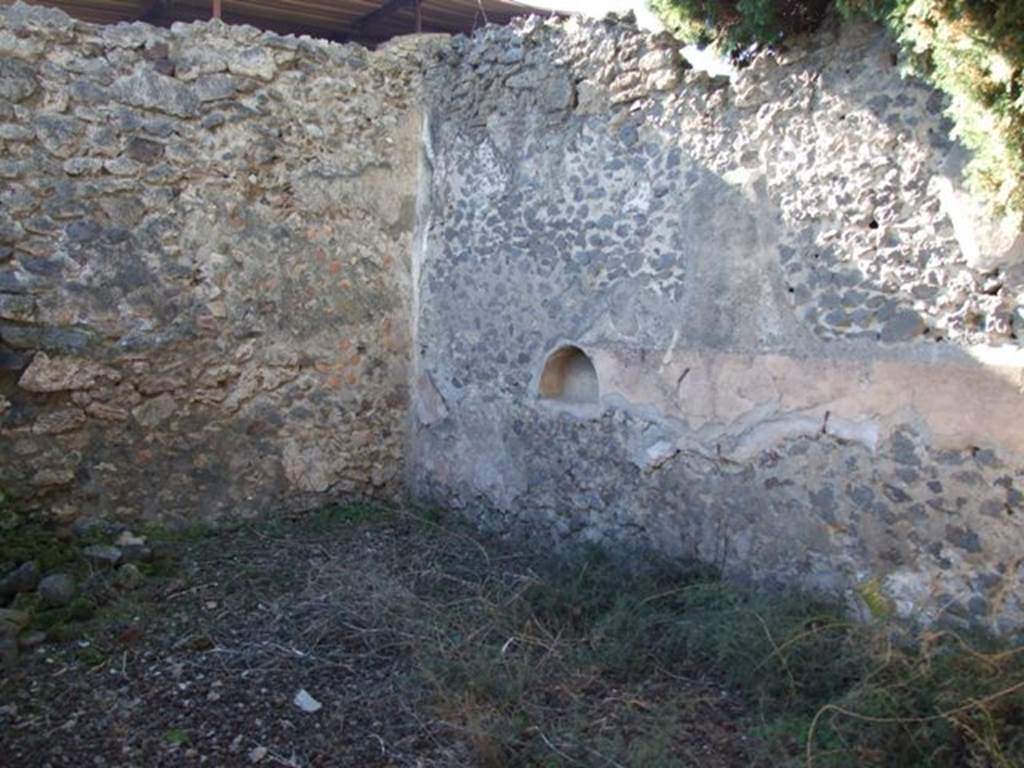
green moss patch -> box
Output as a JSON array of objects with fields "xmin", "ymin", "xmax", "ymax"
[{"xmin": 0, "ymin": 525, "xmax": 78, "ymax": 572}]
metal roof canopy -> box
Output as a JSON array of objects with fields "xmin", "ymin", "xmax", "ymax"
[{"xmin": 4, "ymin": 0, "xmax": 561, "ymax": 45}]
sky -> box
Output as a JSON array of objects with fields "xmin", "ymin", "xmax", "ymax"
[{"xmin": 525, "ymin": 0, "xmax": 663, "ymax": 30}]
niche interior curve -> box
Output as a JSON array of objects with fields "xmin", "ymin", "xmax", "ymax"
[{"xmin": 538, "ymin": 345, "xmax": 599, "ymax": 404}]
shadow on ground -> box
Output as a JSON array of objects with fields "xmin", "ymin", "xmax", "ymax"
[
  {"xmin": 0, "ymin": 507, "xmax": 757, "ymax": 768},
  {"xmin": 3, "ymin": 506, "xmax": 1023, "ymax": 768}
]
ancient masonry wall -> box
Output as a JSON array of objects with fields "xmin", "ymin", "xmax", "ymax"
[
  {"xmin": 413, "ymin": 16, "xmax": 1024, "ymax": 632},
  {"xmin": 0, "ymin": 4, "xmax": 430, "ymax": 522},
  {"xmin": 4, "ymin": 5, "xmax": 1024, "ymax": 630}
]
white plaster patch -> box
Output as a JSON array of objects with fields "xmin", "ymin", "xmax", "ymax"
[
  {"xmin": 883, "ymin": 570, "xmax": 935, "ymax": 621},
  {"xmin": 642, "ymin": 439, "xmax": 679, "ymax": 469},
  {"xmin": 415, "ymin": 371, "xmax": 449, "ymax": 426},
  {"xmin": 825, "ymin": 416, "xmax": 880, "ymax": 452}
]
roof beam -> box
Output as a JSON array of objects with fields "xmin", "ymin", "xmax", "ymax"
[
  {"xmin": 350, "ymin": 0, "xmax": 417, "ymax": 33},
  {"xmin": 140, "ymin": 0, "xmax": 171, "ymax": 22}
]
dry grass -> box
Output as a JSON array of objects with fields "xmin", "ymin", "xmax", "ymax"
[{"xmin": 2, "ymin": 503, "xmax": 1023, "ymax": 767}]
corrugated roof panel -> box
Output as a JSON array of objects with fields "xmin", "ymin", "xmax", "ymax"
[{"xmin": 2, "ymin": 0, "xmax": 559, "ymax": 42}]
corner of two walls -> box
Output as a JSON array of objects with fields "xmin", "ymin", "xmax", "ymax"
[
  {"xmin": 4, "ymin": 3, "xmax": 1023, "ymax": 634},
  {"xmin": 0, "ymin": 4, "xmax": 429, "ymax": 526}
]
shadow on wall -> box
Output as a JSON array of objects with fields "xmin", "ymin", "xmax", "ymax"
[{"xmin": 424, "ymin": 18, "xmax": 1024, "ymax": 384}]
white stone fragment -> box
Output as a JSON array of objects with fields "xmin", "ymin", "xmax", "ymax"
[
  {"xmin": 293, "ymin": 689, "xmax": 322, "ymax": 713},
  {"xmin": 937, "ymin": 176, "xmax": 1024, "ymax": 271}
]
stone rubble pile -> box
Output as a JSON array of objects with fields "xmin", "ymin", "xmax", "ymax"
[{"xmin": 0, "ymin": 521, "xmax": 157, "ymax": 671}]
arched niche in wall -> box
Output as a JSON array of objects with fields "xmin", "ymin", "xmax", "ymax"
[{"xmin": 538, "ymin": 345, "xmax": 599, "ymax": 404}]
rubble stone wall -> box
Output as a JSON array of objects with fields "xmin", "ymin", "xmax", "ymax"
[
  {"xmin": 0, "ymin": 4, "xmax": 430, "ymax": 523},
  {"xmin": 413, "ymin": 16, "xmax": 1024, "ymax": 632},
  {"xmin": 5, "ymin": 4, "xmax": 1024, "ymax": 631}
]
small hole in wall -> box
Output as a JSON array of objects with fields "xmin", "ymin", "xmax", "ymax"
[
  {"xmin": 539, "ymin": 345, "xmax": 599, "ymax": 404},
  {"xmin": 869, "ymin": 219, "xmax": 879, "ymax": 230}
]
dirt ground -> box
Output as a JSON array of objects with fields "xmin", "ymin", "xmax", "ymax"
[{"xmin": 1, "ymin": 508, "xmax": 763, "ymax": 768}]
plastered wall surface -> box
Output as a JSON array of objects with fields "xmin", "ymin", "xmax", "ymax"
[
  {"xmin": 0, "ymin": 3, "xmax": 432, "ymax": 522},
  {"xmin": 413, "ymin": 16, "xmax": 1024, "ymax": 631},
  {"xmin": 3, "ymin": 4, "xmax": 1023, "ymax": 631}
]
